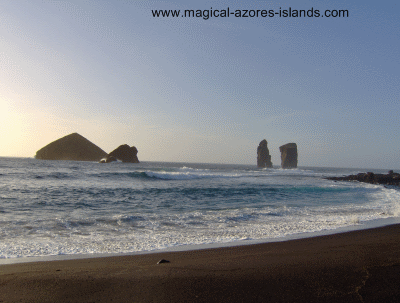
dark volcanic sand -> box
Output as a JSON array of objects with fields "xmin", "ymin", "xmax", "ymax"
[{"xmin": 1, "ymin": 224, "xmax": 400, "ymax": 302}]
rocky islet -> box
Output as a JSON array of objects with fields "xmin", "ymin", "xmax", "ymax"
[
  {"xmin": 257, "ymin": 139, "xmax": 273, "ymax": 168},
  {"xmin": 36, "ymin": 133, "xmax": 302, "ymax": 169},
  {"xmin": 35, "ymin": 133, "xmax": 107, "ymax": 162},
  {"xmin": 35, "ymin": 133, "xmax": 139, "ymax": 163},
  {"xmin": 279, "ymin": 143, "xmax": 298, "ymax": 169}
]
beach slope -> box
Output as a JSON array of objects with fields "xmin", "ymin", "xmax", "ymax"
[{"xmin": 1, "ymin": 224, "xmax": 400, "ymax": 302}]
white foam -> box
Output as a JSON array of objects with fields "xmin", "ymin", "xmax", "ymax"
[
  {"xmin": 144, "ymin": 171, "xmax": 238, "ymax": 180},
  {"xmin": 2, "ymin": 198, "xmax": 397, "ymax": 260}
]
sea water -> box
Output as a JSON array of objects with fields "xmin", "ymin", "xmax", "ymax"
[{"xmin": 1, "ymin": 157, "xmax": 399, "ymax": 262}]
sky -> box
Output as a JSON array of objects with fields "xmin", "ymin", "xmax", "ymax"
[{"xmin": 1, "ymin": 0, "xmax": 399, "ymax": 168}]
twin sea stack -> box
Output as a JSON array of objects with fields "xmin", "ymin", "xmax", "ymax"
[
  {"xmin": 257, "ymin": 139, "xmax": 273, "ymax": 168},
  {"xmin": 35, "ymin": 133, "xmax": 139, "ymax": 163},
  {"xmin": 279, "ymin": 143, "xmax": 298, "ymax": 169},
  {"xmin": 257, "ymin": 140, "xmax": 298, "ymax": 169}
]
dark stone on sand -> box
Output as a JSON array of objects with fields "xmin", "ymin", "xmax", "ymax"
[
  {"xmin": 35, "ymin": 133, "xmax": 107, "ymax": 162},
  {"xmin": 107, "ymin": 144, "xmax": 139, "ymax": 163},
  {"xmin": 279, "ymin": 143, "xmax": 298, "ymax": 169},
  {"xmin": 157, "ymin": 259, "xmax": 170, "ymax": 264},
  {"xmin": 326, "ymin": 171, "xmax": 400, "ymax": 186},
  {"xmin": 257, "ymin": 139, "xmax": 272, "ymax": 168}
]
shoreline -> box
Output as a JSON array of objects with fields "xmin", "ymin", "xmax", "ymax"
[
  {"xmin": 1, "ymin": 223, "xmax": 400, "ymax": 302},
  {"xmin": 2, "ymin": 216, "xmax": 400, "ymax": 265}
]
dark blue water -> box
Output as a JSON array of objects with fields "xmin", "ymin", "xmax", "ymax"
[{"xmin": 1, "ymin": 157, "xmax": 399, "ymax": 259}]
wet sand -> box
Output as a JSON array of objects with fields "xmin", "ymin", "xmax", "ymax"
[{"xmin": 1, "ymin": 224, "xmax": 400, "ymax": 302}]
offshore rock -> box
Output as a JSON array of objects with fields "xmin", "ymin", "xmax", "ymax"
[
  {"xmin": 35, "ymin": 133, "xmax": 107, "ymax": 161},
  {"xmin": 326, "ymin": 172, "xmax": 400, "ymax": 186},
  {"xmin": 257, "ymin": 139, "xmax": 273, "ymax": 168},
  {"xmin": 279, "ymin": 143, "xmax": 298, "ymax": 169},
  {"xmin": 107, "ymin": 144, "xmax": 139, "ymax": 163}
]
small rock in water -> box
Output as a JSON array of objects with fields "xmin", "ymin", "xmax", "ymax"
[{"xmin": 157, "ymin": 259, "xmax": 170, "ymax": 264}]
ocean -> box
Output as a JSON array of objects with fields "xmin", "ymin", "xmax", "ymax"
[{"xmin": 1, "ymin": 157, "xmax": 400, "ymax": 262}]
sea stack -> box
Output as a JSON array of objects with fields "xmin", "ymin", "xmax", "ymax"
[
  {"xmin": 279, "ymin": 143, "xmax": 298, "ymax": 169},
  {"xmin": 35, "ymin": 133, "xmax": 107, "ymax": 161},
  {"xmin": 257, "ymin": 139, "xmax": 273, "ymax": 168},
  {"xmin": 104, "ymin": 144, "xmax": 139, "ymax": 163}
]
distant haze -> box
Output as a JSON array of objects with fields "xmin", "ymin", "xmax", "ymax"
[{"xmin": 1, "ymin": 0, "xmax": 399, "ymax": 169}]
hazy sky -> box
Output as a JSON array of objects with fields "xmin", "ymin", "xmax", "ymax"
[{"xmin": 1, "ymin": 0, "xmax": 399, "ymax": 168}]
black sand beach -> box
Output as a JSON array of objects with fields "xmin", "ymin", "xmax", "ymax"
[{"xmin": 1, "ymin": 224, "xmax": 400, "ymax": 302}]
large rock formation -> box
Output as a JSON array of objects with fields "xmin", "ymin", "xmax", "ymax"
[
  {"xmin": 35, "ymin": 133, "xmax": 107, "ymax": 161},
  {"xmin": 105, "ymin": 144, "xmax": 139, "ymax": 163},
  {"xmin": 279, "ymin": 143, "xmax": 298, "ymax": 169},
  {"xmin": 257, "ymin": 139, "xmax": 273, "ymax": 168}
]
